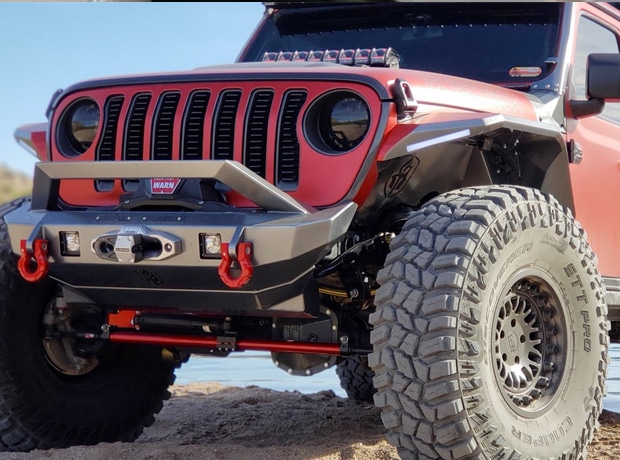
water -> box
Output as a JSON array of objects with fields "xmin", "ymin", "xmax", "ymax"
[
  {"xmin": 176, "ymin": 350, "xmax": 346, "ymax": 397},
  {"xmin": 177, "ymin": 344, "xmax": 620, "ymax": 411}
]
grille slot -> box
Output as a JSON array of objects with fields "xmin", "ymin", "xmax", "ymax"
[
  {"xmin": 97, "ymin": 95, "xmax": 124, "ymax": 161},
  {"xmin": 152, "ymin": 92, "xmax": 181, "ymax": 161},
  {"xmin": 276, "ymin": 90, "xmax": 307, "ymax": 190},
  {"xmin": 92, "ymin": 86, "xmax": 311, "ymax": 194},
  {"xmin": 95, "ymin": 96, "xmax": 125, "ymax": 192},
  {"xmin": 182, "ymin": 90, "xmax": 210, "ymax": 160},
  {"xmin": 212, "ymin": 90, "xmax": 242, "ymax": 160},
  {"xmin": 244, "ymin": 90, "xmax": 274, "ymax": 178},
  {"xmin": 124, "ymin": 93, "xmax": 152, "ymax": 161}
]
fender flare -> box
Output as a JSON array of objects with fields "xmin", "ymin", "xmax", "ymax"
[{"xmin": 376, "ymin": 113, "xmax": 573, "ymax": 211}]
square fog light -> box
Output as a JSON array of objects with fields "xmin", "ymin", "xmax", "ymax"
[
  {"xmin": 60, "ymin": 231, "xmax": 81, "ymax": 256},
  {"xmin": 199, "ymin": 233, "xmax": 222, "ymax": 259}
]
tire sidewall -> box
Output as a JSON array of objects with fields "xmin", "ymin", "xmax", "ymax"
[
  {"xmin": 0, "ymin": 281, "xmax": 172, "ymax": 438},
  {"xmin": 462, "ymin": 198, "xmax": 604, "ymax": 457}
]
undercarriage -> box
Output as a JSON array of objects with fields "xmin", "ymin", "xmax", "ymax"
[{"xmin": 41, "ymin": 228, "xmax": 393, "ymax": 376}]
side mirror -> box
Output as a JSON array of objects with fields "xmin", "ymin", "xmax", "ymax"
[
  {"xmin": 569, "ymin": 53, "xmax": 620, "ymax": 118},
  {"xmin": 588, "ymin": 53, "xmax": 620, "ymax": 100}
]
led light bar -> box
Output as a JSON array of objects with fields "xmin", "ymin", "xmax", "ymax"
[{"xmin": 262, "ymin": 47, "xmax": 400, "ymax": 68}]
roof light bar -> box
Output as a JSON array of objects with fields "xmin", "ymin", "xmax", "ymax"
[{"xmin": 262, "ymin": 47, "xmax": 400, "ymax": 68}]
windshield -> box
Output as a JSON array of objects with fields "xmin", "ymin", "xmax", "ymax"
[{"xmin": 239, "ymin": 3, "xmax": 562, "ymax": 85}]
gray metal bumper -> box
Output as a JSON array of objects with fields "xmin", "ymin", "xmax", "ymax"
[{"xmin": 5, "ymin": 161, "xmax": 357, "ymax": 316}]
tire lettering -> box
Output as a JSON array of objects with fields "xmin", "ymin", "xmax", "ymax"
[
  {"xmin": 541, "ymin": 234, "xmax": 568, "ymax": 253},
  {"xmin": 563, "ymin": 263, "xmax": 577, "ymax": 277},
  {"xmin": 581, "ymin": 310, "xmax": 592, "ymax": 352},
  {"xmin": 511, "ymin": 416, "xmax": 572, "ymax": 445},
  {"xmin": 563, "ymin": 263, "xmax": 588, "ymax": 304},
  {"xmin": 498, "ymin": 242, "xmax": 532, "ymax": 277}
]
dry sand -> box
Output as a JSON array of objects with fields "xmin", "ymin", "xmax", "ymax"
[{"xmin": 0, "ymin": 382, "xmax": 617, "ymax": 460}]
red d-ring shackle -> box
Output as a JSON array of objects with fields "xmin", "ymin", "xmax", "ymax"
[
  {"xmin": 18, "ymin": 239, "xmax": 49, "ymax": 283},
  {"xmin": 218, "ymin": 242, "xmax": 253, "ymax": 288}
]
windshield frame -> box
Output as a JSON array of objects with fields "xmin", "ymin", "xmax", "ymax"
[{"xmin": 238, "ymin": 2, "xmax": 565, "ymax": 90}]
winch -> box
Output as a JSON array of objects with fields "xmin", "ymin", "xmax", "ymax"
[{"xmin": 91, "ymin": 225, "xmax": 181, "ymax": 263}]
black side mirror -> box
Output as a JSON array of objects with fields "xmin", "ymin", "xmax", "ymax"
[
  {"xmin": 569, "ymin": 53, "xmax": 620, "ymax": 118},
  {"xmin": 588, "ymin": 53, "xmax": 620, "ymax": 100}
]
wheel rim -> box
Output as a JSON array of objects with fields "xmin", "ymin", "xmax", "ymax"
[
  {"xmin": 41, "ymin": 296, "xmax": 99, "ymax": 376},
  {"xmin": 492, "ymin": 270, "xmax": 567, "ymax": 417}
]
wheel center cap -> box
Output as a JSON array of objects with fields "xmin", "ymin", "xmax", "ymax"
[{"xmin": 507, "ymin": 331, "xmax": 518, "ymax": 355}]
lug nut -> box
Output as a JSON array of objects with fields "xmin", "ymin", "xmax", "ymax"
[
  {"xmin": 544, "ymin": 361, "xmax": 555, "ymax": 372},
  {"xmin": 546, "ymin": 345, "xmax": 558, "ymax": 354}
]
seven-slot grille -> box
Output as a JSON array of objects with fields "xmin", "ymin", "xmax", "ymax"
[{"xmin": 93, "ymin": 88, "xmax": 307, "ymax": 189}]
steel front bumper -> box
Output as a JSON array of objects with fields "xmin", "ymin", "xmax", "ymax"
[{"xmin": 5, "ymin": 161, "xmax": 357, "ymax": 316}]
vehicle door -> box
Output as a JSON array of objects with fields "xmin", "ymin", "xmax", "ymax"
[{"xmin": 566, "ymin": 4, "xmax": 620, "ymax": 278}]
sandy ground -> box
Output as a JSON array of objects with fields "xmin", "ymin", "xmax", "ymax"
[{"xmin": 0, "ymin": 382, "xmax": 617, "ymax": 460}]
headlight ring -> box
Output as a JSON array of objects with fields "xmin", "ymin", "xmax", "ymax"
[
  {"xmin": 304, "ymin": 91, "xmax": 370, "ymax": 155},
  {"xmin": 56, "ymin": 98, "xmax": 100, "ymax": 157}
]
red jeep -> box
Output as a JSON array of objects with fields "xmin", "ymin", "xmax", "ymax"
[{"xmin": 2, "ymin": 2, "xmax": 620, "ymax": 458}]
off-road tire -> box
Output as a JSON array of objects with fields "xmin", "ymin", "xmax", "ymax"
[
  {"xmin": 369, "ymin": 186, "xmax": 608, "ymax": 459},
  {"xmin": 336, "ymin": 355, "xmax": 376, "ymax": 402},
  {"xmin": 0, "ymin": 197, "xmax": 178, "ymax": 452}
]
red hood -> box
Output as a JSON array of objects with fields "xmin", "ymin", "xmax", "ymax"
[{"xmin": 65, "ymin": 62, "xmax": 537, "ymax": 120}]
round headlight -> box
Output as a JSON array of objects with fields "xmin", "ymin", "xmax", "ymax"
[
  {"xmin": 305, "ymin": 91, "xmax": 370, "ymax": 154},
  {"xmin": 59, "ymin": 99, "xmax": 100, "ymax": 156}
]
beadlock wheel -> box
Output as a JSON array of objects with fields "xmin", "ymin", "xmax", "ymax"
[
  {"xmin": 493, "ymin": 274, "xmax": 566, "ymax": 417},
  {"xmin": 370, "ymin": 186, "xmax": 608, "ymax": 460}
]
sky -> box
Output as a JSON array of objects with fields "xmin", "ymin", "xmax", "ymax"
[{"xmin": 0, "ymin": 2, "xmax": 266, "ymax": 176}]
